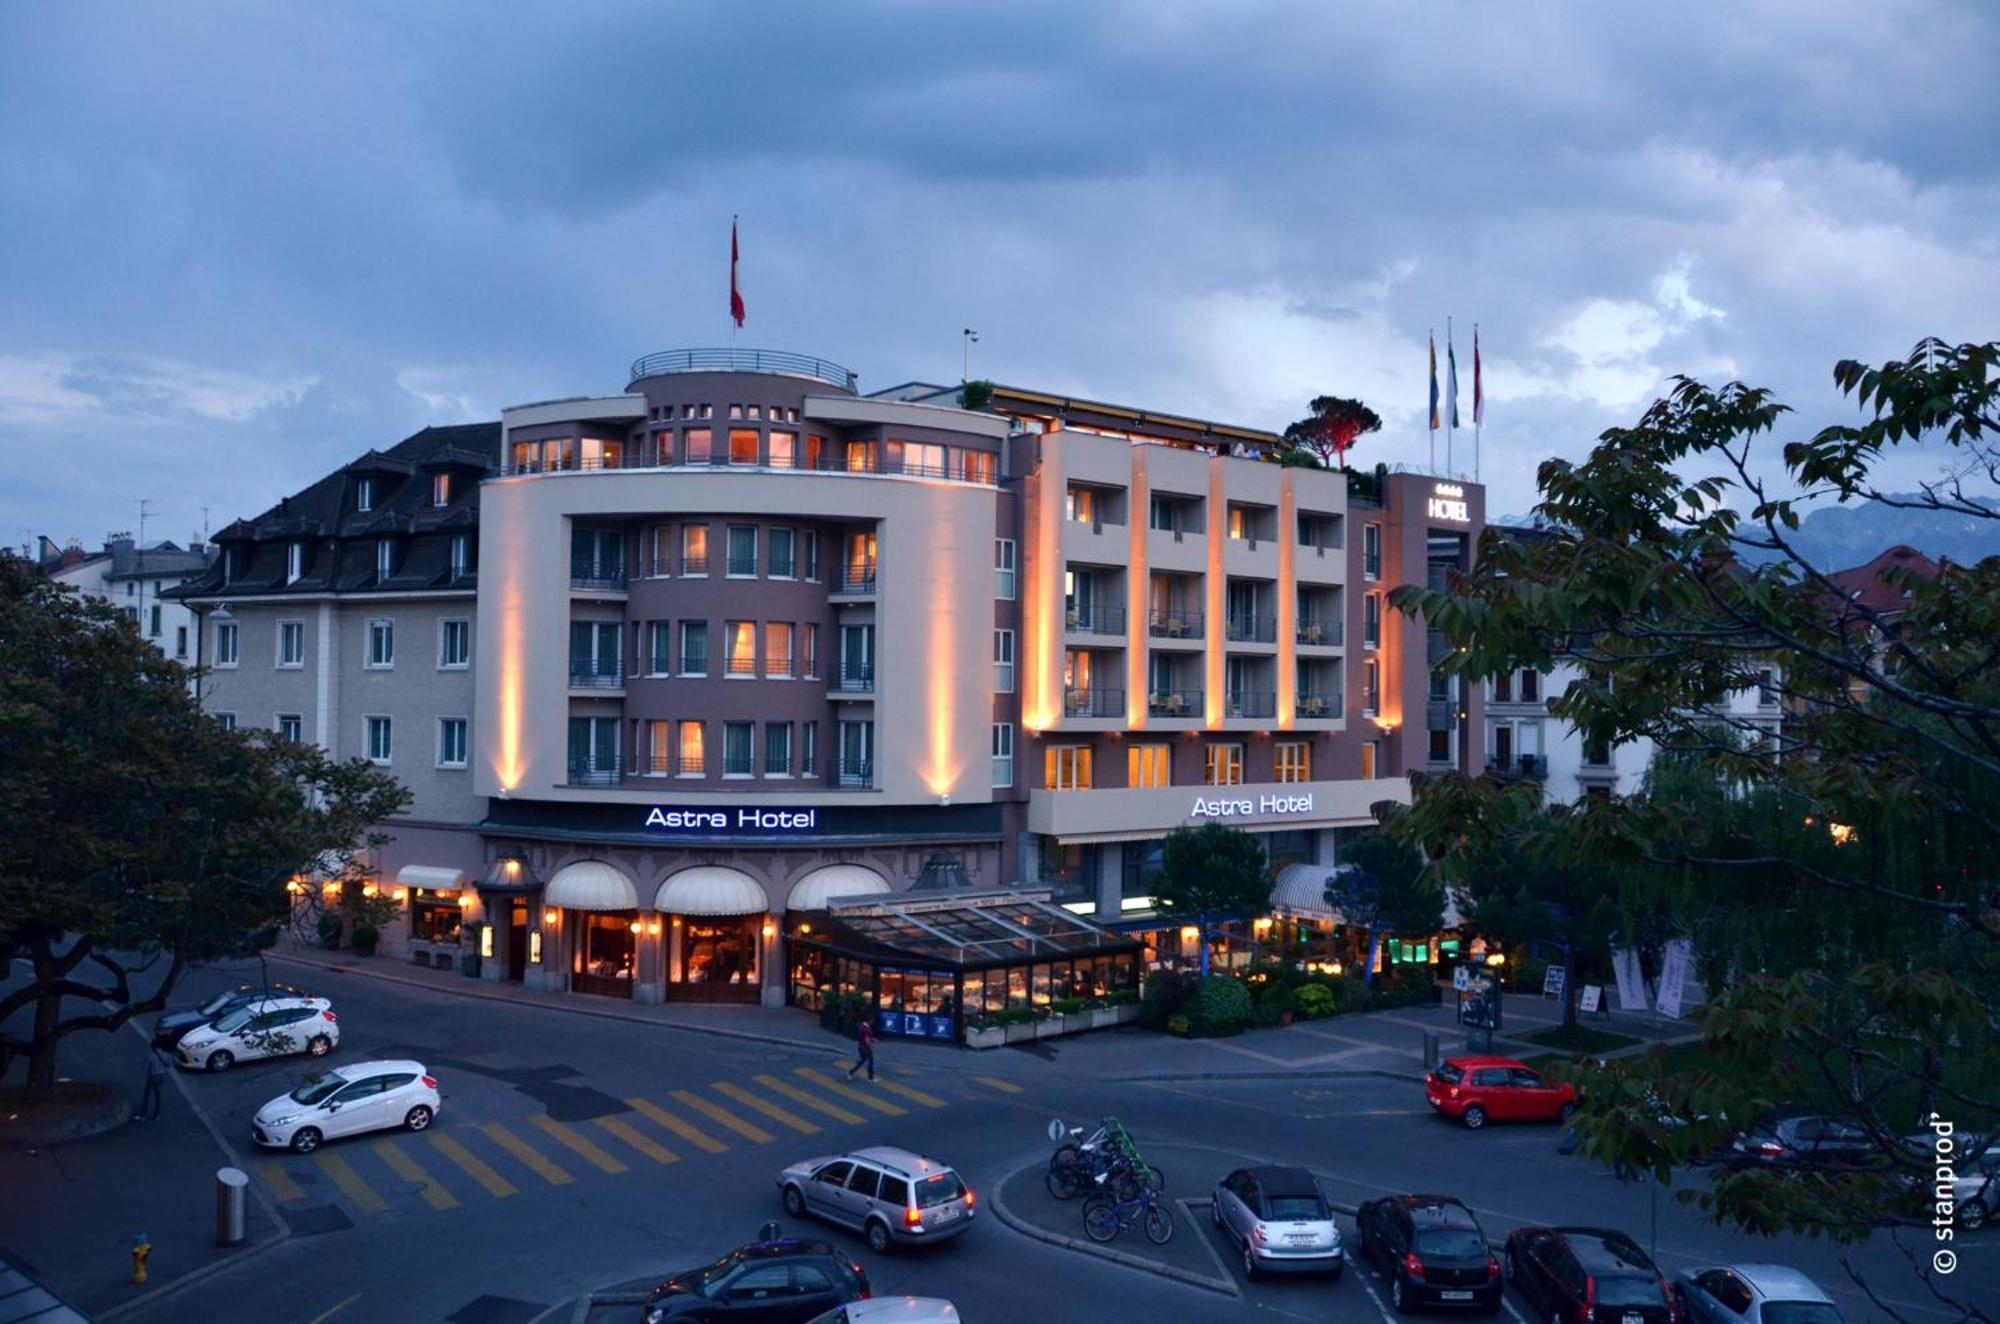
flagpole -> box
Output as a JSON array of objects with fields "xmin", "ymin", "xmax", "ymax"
[
  {"xmin": 1446, "ymin": 316, "xmax": 1455, "ymax": 478},
  {"xmin": 730, "ymin": 215, "xmax": 738, "ymax": 350},
  {"xmin": 1428, "ymin": 328, "xmax": 1437, "ymax": 475},
  {"xmin": 1474, "ymin": 322, "xmax": 1481, "ymax": 484}
]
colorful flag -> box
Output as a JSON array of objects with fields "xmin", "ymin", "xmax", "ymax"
[
  {"xmin": 1428, "ymin": 334, "xmax": 1439, "ymax": 431},
  {"xmin": 729, "ymin": 218, "xmax": 746, "ymax": 328},
  {"xmin": 1446, "ymin": 338, "xmax": 1460, "ymax": 429},
  {"xmin": 1473, "ymin": 328, "xmax": 1485, "ymax": 427}
]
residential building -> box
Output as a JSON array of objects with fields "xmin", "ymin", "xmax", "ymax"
[{"xmin": 42, "ymin": 534, "xmax": 214, "ymax": 665}]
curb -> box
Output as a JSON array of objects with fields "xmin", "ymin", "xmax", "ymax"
[
  {"xmin": 266, "ymin": 952, "xmax": 846, "ymax": 1059},
  {"xmin": 986, "ymin": 1160, "xmax": 1238, "ymax": 1298},
  {"xmin": 1112, "ymin": 1067, "xmax": 1428, "ymax": 1085}
]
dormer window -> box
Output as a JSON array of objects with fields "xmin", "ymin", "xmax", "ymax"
[
  {"xmin": 286, "ymin": 543, "xmax": 304, "ymax": 584},
  {"xmin": 450, "ymin": 534, "xmax": 472, "ymax": 580},
  {"xmin": 376, "ymin": 539, "xmax": 395, "ymax": 582},
  {"xmin": 357, "ymin": 478, "xmax": 374, "ymax": 513},
  {"xmin": 223, "ymin": 547, "xmax": 237, "ymax": 585},
  {"xmin": 432, "ymin": 473, "xmax": 450, "ymax": 507}
]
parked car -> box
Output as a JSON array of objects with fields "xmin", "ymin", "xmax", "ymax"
[
  {"xmin": 804, "ymin": 1300, "xmax": 959, "ymax": 1324},
  {"xmin": 1725, "ymin": 1111, "xmax": 1876, "ymax": 1170},
  {"xmin": 176, "ymin": 996, "xmax": 337, "ymax": 1071},
  {"xmin": 1426, "ymin": 1056, "xmax": 1577, "ymax": 1129},
  {"xmin": 642, "ymin": 1236, "xmax": 870, "ymax": 1324},
  {"xmin": 1212, "ymin": 1165, "xmax": 1344, "ymax": 1278},
  {"xmin": 1673, "ymin": 1263, "xmax": 1845, "ymax": 1324},
  {"xmin": 252, "ymin": 1060, "xmax": 440, "ymax": 1153},
  {"xmin": 1504, "ymin": 1226, "xmax": 1675, "ymax": 1324},
  {"xmin": 1898, "ymin": 1134, "xmax": 1999, "ymax": 1229},
  {"xmin": 777, "ymin": 1147, "xmax": 975, "ymax": 1254},
  {"xmin": 1354, "ymin": 1194, "xmax": 1501, "ymax": 1313},
  {"xmin": 152, "ymin": 982, "xmax": 313, "ymax": 1050}
]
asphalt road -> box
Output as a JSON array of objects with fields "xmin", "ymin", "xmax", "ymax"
[{"xmin": 14, "ymin": 959, "xmax": 1994, "ymax": 1324}]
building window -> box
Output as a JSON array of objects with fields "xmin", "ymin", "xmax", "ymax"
[
  {"xmin": 765, "ymin": 722, "xmax": 792, "ymax": 776},
  {"xmin": 729, "ymin": 429, "xmax": 759, "ymax": 464},
  {"xmin": 215, "ymin": 712, "xmax": 237, "ymax": 732},
  {"xmin": 1046, "ymin": 745, "xmax": 1093, "ymax": 790},
  {"xmin": 366, "ymin": 716, "xmax": 393, "ymax": 764},
  {"xmin": 432, "ymin": 473, "xmax": 450, "ymax": 507},
  {"xmin": 568, "ymin": 621, "xmax": 621, "ymax": 686},
  {"xmin": 802, "ymin": 623, "xmax": 819, "ymax": 680},
  {"xmin": 680, "ymin": 621, "xmax": 708, "ymax": 676},
  {"xmin": 278, "ymin": 620, "xmax": 305, "ymax": 668},
  {"xmin": 764, "ymin": 622, "xmax": 794, "ymax": 677},
  {"xmin": 677, "ymin": 721, "xmax": 705, "ymax": 776},
  {"xmin": 682, "ymin": 524, "xmax": 709, "ymax": 575},
  {"xmin": 837, "ymin": 721, "xmax": 874, "ymax": 786},
  {"xmin": 222, "ymin": 547, "xmax": 237, "ymax": 585},
  {"xmin": 439, "ymin": 619, "xmax": 470, "ymax": 669},
  {"xmin": 1492, "ymin": 671, "xmax": 1512, "ymax": 702},
  {"xmin": 726, "ymin": 525, "xmax": 758, "ymax": 577},
  {"xmin": 802, "ymin": 722, "xmax": 817, "ymax": 775},
  {"xmin": 1066, "ymin": 485, "xmax": 1098, "ymax": 524},
  {"xmin": 644, "ymin": 525, "xmax": 673, "ymax": 577},
  {"xmin": 438, "ymin": 718, "xmax": 468, "ymax": 768},
  {"xmin": 1363, "ymin": 524, "xmax": 1382, "ymax": 580},
  {"xmin": 1364, "ymin": 593, "xmax": 1381, "ymax": 648},
  {"xmin": 376, "ymin": 539, "xmax": 395, "ymax": 583},
  {"xmin": 1360, "ymin": 741, "xmax": 1378, "ymax": 780},
  {"xmin": 802, "ymin": 530, "xmax": 820, "ymax": 581},
  {"xmin": 646, "ymin": 621, "xmax": 671, "ymax": 676},
  {"xmin": 725, "ymin": 621, "xmax": 756, "ymax": 677},
  {"xmin": 356, "ymin": 478, "xmax": 374, "ymax": 512},
  {"xmin": 994, "ymin": 629, "xmax": 1015, "ymax": 693},
  {"xmin": 366, "ymin": 619, "xmax": 394, "ymax": 668},
  {"xmin": 685, "ymin": 427, "xmax": 713, "ymax": 464},
  {"xmin": 1128, "ymin": 744, "xmax": 1171, "ymax": 789},
  {"xmin": 174, "ymin": 625, "xmax": 187, "ymax": 658},
  {"xmin": 148, "ymin": 604, "xmax": 162, "ymax": 637},
  {"xmin": 991, "ymin": 723, "xmax": 1013, "ymax": 787},
  {"xmin": 409, "ymin": 889, "xmax": 462, "ymax": 943},
  {"xmin": 844, "ymin": 440, "xmax": 877, "ymax": 472},
  {"xmin": 1520, "ymin": 670, "xmax": 1540, "ymax": 702},
  {"xmin": 768, "ymin": 430, "xmax": 796, "ymax": 468},
  {"xmin": 277, "ymin": 713, "xmax": 302, "ymax": 743},
  {"xmin": 1429, "ymin": 729, "xmax": 1453, "ymax": 763},
  {"xmin": 643, "ymin": 719, "xmax": 672, "ymax": 775},
  {"xmin": 1204, "ymin": 743, "xmax": 1244, "ymax": 786},
  {"xmin": 567, "ymin": 717, "xmax": 619, "ymax": 779},
  {"xmin": 724, "ymin": 722, "xmax": 755, "ymax": 776},
  {"xmin": 1275, "ymin": 741, "xmax": 1311, "ymax": 783},
  {"xmin": 1363, "ymin": 659, "xmax": 1379, "ymax": 715},
  {"xmin": 450, "ymin": 534, "xmax": 473, "ymax": 580},
  {"xmin": 286, "ymin": 543, "xmax": 304, "ymax": 584},
  {"xmin": 769, "ymin": 527, "xmax": 796, "ymax": 578},
  {"xmin": 995, "ymin": 538, "xmax": 1017, "ymax": 599},
  {"xmin": 961, "ymin": 450, "xmax": 996, "ymax": 484},
  {"xmin": 214, "ymin": 622, "xmax": 239, "ymax": 667}
]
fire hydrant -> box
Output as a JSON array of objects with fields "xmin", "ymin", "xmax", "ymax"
[{"xmin": 131, "ymin": 1233, "xmax": 150, "ymax": 1285}]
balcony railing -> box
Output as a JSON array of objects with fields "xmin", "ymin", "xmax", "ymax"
[
  {"xmin": 723, "ymin": 756, "xmax": 755, "ymax": 777},
  {"xmin": 630, "ymin": 347, "xmax": 857, "ymax": 390},
  {"xmin": 569, "ymin": 660, "xmax": 623, "ymax": 688},
  {"xmin": 724, "ymin": 656, "xmax": 758, "ymax": 677},
  {"xmin": 1225, "ymin": 613, "xmax": 1277, "ymax": 643},
  {"xmin": 1147, "ymin": 688, "xmax": 1202, "ymax": 717},
  {"xmin": 676, "ymin": 753, "xmax": 706, "ymax": 776},
  {"xmin": 835, "ymin": 664, "xmax": 875, "ymax": 693},
  {"xmin": 503, "ymin": 436, "xmax": 998, "ymax": 486},
  {"xmin": 1148, "ymin": 608, "xmax": 1203, "ymax": 639},
  {"xmin": 837, "ymin": 564, "xmax": 878, "ymax": 594},
  {"xmin": 570, "ymin": 566, "xmax": 627, "ymax": 591},
  {"xmin": 681, "ymin": 552, "xmax": 710, "ymax": 576},
  {"xmin": 1486, "ymin": 754, "xmax": 1549, "ymax": 781},
  {"xmin": 1225, "ymin": 690, "xmax": 1276, "ymax": 719},
  {"xmin": 1296, "ymin": 617, "xmax": 1343, "ymax": 646},
  {"xmin": 1063, "ymin": 688, "xmax": 1125, "ymax": 718},
  {"xmin": 566, "ymin": 761, "xmax": 622, "ymax": 787},
  {"xmin": 1064, "ymin": 605, "xmax": 1127, "ymax": 636},
  {"xmin": 1296, "ymin": 692, "xmax": 1343, "ymax": 719},
  {"xmin": 835, "ymin": 760, "xmax": 874, "ymax": 789},
  {"xmin": 726, "ymin": 556, "xmax": 758, "ymax": 577}
]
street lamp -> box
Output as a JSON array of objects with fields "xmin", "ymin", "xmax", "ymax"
[{"xmin": 962, "ymin": 328, "xmax": 979, "ymax": 383}]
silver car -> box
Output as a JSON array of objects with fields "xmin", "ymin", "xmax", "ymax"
[
  {"xmin": 1674, "ymin": 1264, "xmax": 1844, "ymax": 1324},
  {"xmin": 1212, "ymin": 1166, "xmax": 1344, "ymax": 1278},
  {"xmin": 778, "ymin": 1146, "xmax": 976, "ymax": 1254}
]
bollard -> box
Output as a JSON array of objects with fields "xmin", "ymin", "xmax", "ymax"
[
  {"xmin": 215, "ymin": 1167, "xmax": 249, "ymax": 1247},
  {"xmin": 131, "ymin": 1233, "xmax": 150, "ymax": 1284}
]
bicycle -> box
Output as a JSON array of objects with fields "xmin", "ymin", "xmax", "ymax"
[
  {"xmin": 1047, "ymin": 1117, "xmax": 1167, "ymax": 1201},
  {"xmin": 1083, "ymin": 1183, "xmax": 1174, "ymax": 1245}
]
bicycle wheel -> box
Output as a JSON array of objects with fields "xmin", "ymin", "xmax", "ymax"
[
  {"xmin": 1083, "ymin": 1195, "xmax": 1122, "ymax": 1243},
  {"xmin": 1139, "ymin": 1164, "xmax": 1166, "ymax": 1193},
  {"xmin": 1046, "ymin": 1147, "xmax": 1082, "ymax": 1200},
  {"xmin": 1143, "ymin": 1202, "xmax": 1175, "ymax": 1246}
]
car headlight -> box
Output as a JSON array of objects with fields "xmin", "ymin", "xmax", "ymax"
[
  {"xmin": 265, "ymin": 1115, "xmax": 298, "ymax": 1129},
  {"xmin": 643, "ymin": 1307, "xmax": 664, "ymax": 1324}
]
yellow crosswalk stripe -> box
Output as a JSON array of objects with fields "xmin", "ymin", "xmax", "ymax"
[
  {"xmin": 714, "ymin": 1081, "xmax": 820, "ymax": 1134},
  {"xmin": 259, "ymin": 1160, "xmax": 306, "ymax": 1204},
  {"xmin": 372, "ymin": 1138, "xmax": 459, "ymax": 1210},
  {"xmin": 752, "ymin": 1073, "xmax": 865, "ymax": 1126},
  {"xmin": 626, "ymin": 1096, "xmax": 730, "ymax": 1154},
  {"xmin": 313, "ymin": 1150, "xmax": 388, "ymax": 1215},
  {"xmin": 531, "ymin": 1115, "xmax": 628, "ymax": 1175},
  {"xmin": 673, "ymin": 1089, "xmax": 776, "ymax": 1144},
  {"xmin": 793, "ymin": 1067, "xmax": 908, "ymax": 1116},
  {"xmin": 973, "ymin": 1075, "xmax": 1024, "ymax": 1095},
  {"xmin": 865, "ymin": 1076, "xmax": 947, "ymax": 1108},
  {"xmin": 480, "ymin": 1122, "xmax": 575, "ymax": 1186},
  {"xmin": 428, "ymin": 1132, "xmax": 517, "ymax": 1199},
  {"xmin": 596, "ymin": 1115, "xmax": 679, "ymax": 1164}
]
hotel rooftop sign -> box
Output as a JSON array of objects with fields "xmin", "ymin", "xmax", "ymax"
[{"xmin": 1427, "ymin": 482, "xmax": 1470, "ymax": 523}]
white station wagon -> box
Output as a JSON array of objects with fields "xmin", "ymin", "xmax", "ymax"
[
  {"xmin": 253, "ymin": 1060, "xmax": 442, "ymax": 1153},
  {"xmin": 177, "ymin": 996, "xmax": 338, "ymax": 1071}
]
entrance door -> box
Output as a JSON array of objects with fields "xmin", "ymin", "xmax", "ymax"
[
  {"xmin": 507, "ymin": 898, "xmax": 528, "ymax": 983},
  {"xmin": 1493, "ymin": 724, "xmax": 1513, "ymax": 771}
]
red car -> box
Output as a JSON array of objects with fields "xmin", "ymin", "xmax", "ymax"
[{"xmin": 1426, "ymin": 1056, "xmax": 1577, "ymax": 1129}]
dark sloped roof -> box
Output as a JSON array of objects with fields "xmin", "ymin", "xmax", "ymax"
[{"xmin": 1825, "ymin": 544, "xmax": 1939, "ymax": 616}]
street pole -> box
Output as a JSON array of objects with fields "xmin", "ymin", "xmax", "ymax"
[{"xmin": 962, "ymin": 328, "xmax": 978, "ymax": 387}]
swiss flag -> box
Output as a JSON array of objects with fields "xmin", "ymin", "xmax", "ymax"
[{"xmin": 729, "ymin": 218, "xmax": 746, "ymax": 328}]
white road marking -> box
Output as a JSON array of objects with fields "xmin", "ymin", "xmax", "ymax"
[
  {"xmin": 1355, "ymin": 1268, "xmax": 1399, "ymax": 1324},
  {"xmin": 1502, "ymin": 1292, "xmax": 1533, "ymax": 1324}
]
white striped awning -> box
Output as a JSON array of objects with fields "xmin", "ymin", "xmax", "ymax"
[
  {"xmin": 396, "ymin": 865, "xmax": 467, "ymax": 892},
  {"xmin": 1271, "ymin": 863, "xmax": 1345, "ymax": 922},
  {"xmin": 785, "ymin": 864, "xmax": 892, "ymax": 912},
  {"xmin": 543, "ymin": 860, "xmax": 638, "ymax": 911},
  {"xmin": 655, "ymin": 866, "xmax": 767, "ymax": 916}
]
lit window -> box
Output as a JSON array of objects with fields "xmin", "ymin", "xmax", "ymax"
[
  {"xmin": 764, "ymin": 622, "xmax": 793, "ymax": 677},
  {"xmin": 1046, "ymin": 745, "xmax": 1093, "ymax": 790},
  {"xmin": 1275, "ymin": 741, "xmax": 1311, "ymax": 783},
  {"xmin": 685, "ymin": 428, "xmax": 713, "ymax": 464},
  {"xmin": 682, "ymin": 524, "xmax": 709, "ymax": 575},
  {"xmin": 1128, "ymin": 744, "xmax": 1171, "ymax": 788},
  {"xmin": 1066, "ymin": 486, "xmax": 1097, "ymax": 523},
  {"xmin": 1360, "ymin": 741, "xmax": 1378, "ymax": 779},
  {"xmin": 432, "ymin": 473, "xmax": 450, "ymax": 507},
  {"xmin": 726, "ymin": 621, "xmax": 757, "ymax": 676},
  {"xmin": 1204, "ymin": 743, "xmax": 1244, "ymax": 786},
  {"xmin": 768, "ymin": 431, "xmax": 795, "ymax": 468},
  {"xmin": 677, "ymin": 721, "xmax": 705, "ymax": 775},
  {"xmin": 729, "ymin": 429, "xmax": 760, "ymax": 464},
  {"xmin": 961, "ymin": 450, "xmax": 996, "ymax": 484}
]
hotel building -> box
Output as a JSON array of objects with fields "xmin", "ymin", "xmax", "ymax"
[{"xmin": 177, "ymin": 349, "xmax": 1484, "ymax": 1033}]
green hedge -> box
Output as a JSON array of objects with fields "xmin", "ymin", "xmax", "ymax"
[{"xmin": 1187, "ymin": 975, "xmax": 1255, "ymax": 1037}]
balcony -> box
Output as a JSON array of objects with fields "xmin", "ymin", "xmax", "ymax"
[
  {"xmin": 835, "ymin": 664, "xmax": 875, "ymax": 693},
  {"xmin": 835, "ymin": 760, "xmax": 875, "ymax": 789},
  {"xmin": 570, "ymin": 566, "xmax": 627, "ymax": 592},
  {"xmin": 569, "ymin": 660, "xmax": 623, "ymax": 689},
  {"xmin": 837, "ymin": 563, "xmax": 878, "ymax": 595},
  {"xmin": 1148, "ymin": 608, "xmax": 1204, "ymax": 640},
  {"xmin": 1296, "ymin": 692, "xmax": 1343, "ymax": 719},
  {"xmin": 1147, "ymin": 688, "xmax": 1202, "ymax": 718},
  {"xmin": 1225, "ymin": 614, "xmax": 1277, "ymax": 644},
  {"xmin": 1225, "ymin": 690, "xmax": 1276, "ymax": 719},
  {"xmin": 724, "ymin": 656, "xmax": 758, "ymax": 678},
  {"xmin": 566, "ymin": 761, "xmax": 622, "ymax": 788},
  {"xmin": 1486, "ymin": 754, "xmax": 1548, "ymax": 781},
  {"xmin": 1065, "ymin": 605, "xmax": 1127, "ymax": 637},
  {"xmin": 1063, "ymin": 688, "xmax": 1125, "ymax": 718},
  {"xmin": 1296, "ymin": 617, "xmax": 1343, "ymax": 646}
]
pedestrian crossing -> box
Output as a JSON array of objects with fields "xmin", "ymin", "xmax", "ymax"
[{"xmin": 255, "ymin": 1061, "xmax": 1022, "ymax": 1224}]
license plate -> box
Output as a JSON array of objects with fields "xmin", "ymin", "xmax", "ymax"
[
  {"xmin": 1441, "ymin": 1291, "xmax": 1473, "ymax": 1301},
  {"xmin": 1623, "ymin": 1315, "xmax": 1643, "ymax": 1324},
  {"xmin": 1285, "ymin": 1236, "xmax": 1314, "ymax": 1245},
  {"xmin": 933, "ymin": 1207, "xmax": 959, "ymax": 1222}
]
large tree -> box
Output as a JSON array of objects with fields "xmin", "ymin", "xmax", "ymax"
[
  {"xmin": 1385, "ymin": 339, "xmax": 1999, "ymax": 1318},
  {"xmin": 1281, "ymin": 395, "xmax": 1383, "ymax": 468},
  {"xmin": 1154, "ymin": 824, "xmax": 1270, "ymax": 975},
  {"xmin": 1326, "ymin": 829, "xmax": 1443, "ymax": 985},
  {"xmin": 0, "ymin": 559, "xmax": 407, "ymax": 1098}
]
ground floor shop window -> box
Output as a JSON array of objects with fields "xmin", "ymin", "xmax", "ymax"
[
  {"xmin": 573, "ymin": 910, "xmax": 636, "ymax": 997},
  {"xmin": 675, "ymin": 915, "xmax": 760, "ymax": 1001},
  {"xmin": 409, "ymin": 890, "xmax": 463, "ymax": 943}
]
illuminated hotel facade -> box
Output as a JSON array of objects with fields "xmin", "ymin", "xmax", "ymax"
[{"xmin": 178, "ymin": 349, "xmax": 1484, "ymax": 1022}]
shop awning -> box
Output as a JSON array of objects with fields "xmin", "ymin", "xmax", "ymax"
[
  {"xmin": 544, "ymin": 860, "xmax": 638, "ymax": 911},
  {"xmin": 396, "ymin": 865, "xmax": 467, "ymax": 892},
  {"xmin": 656, "ymin": 866, "xmax": 766, "ymax": 916},
  {"xmin": 1271, "ymin": 863, "xmax": 1345, "ymax": 922},
  {"xmin": 786, "ymin": 864, "xmax": 891, "ymax": 912}
]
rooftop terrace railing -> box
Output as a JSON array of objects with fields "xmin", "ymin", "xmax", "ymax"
[{"xmin": 628, "ymin": 348, "xmax": 856, "ymax": 390}]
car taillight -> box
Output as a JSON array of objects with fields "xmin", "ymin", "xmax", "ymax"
[
  {"xmin": 905, "ymin": 1206, "xmax": 922, "ymax": 1226},
  {"xmin": 1757, "ymin": 1141, "xmax": 1786, "ymax": 1157},
  {"xmin": 421, "ymin": 1075, "xmax": 437, "ymax": 1089},
  {"xmin": 1584, "ymin": 1274, "xmax": 1596, "ymax": 1322},
  {"xmin": 1449, "ymin": 1087, "xmax": 1461, "ymax": 1100},
  {"xmin": 1488, "ymin": 1257, "xmax": 1501, "ymax": 1280},
  {"xmin": 1662, "ymin": 1277, "xmax": 1679, "ymax": 1322},
  {"xmin": 1403, "ymin": 1252, "xmax": 1425, "ymax": 1280},
  {"xmin": 964, "ymin": 1189, "xmax": 975, "ymax": 1207},
  {"xmin": 1251, "ymin": 1226, "xmax": 1267, "ymax": 1244},
  {"xmin": 321, "ymin": 1011, "xmax": 337, "ymax": 1022}
]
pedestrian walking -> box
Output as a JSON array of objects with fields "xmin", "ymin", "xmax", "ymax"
[
  {"xmin": 848, "ymin": 1019, "xmax": 876, "ymax": 1081},
  {"xmin": 137, "ymin": 1044, "xmax": 170, "ymax": 1121}
]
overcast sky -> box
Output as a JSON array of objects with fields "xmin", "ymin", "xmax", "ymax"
[{"xmin": 3, "ymin": 1, "xmax": 1996, "ymax": 552}]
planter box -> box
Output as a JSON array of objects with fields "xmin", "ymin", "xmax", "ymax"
[
  {"xmin": 1089, "ymin": 1007, "xmax": 1119, "ymax": 1031},
  {"xmin": 1034, "ymin": 1016, "xmax": 1065, "ymax": 1040},
  {"xmin": 1109, "ymin": 1003, "xmax": 1141, "ymax": 1026},
  {"xmin": 1004, "ymin": 1021, "xmax": 1040, "ymax": 1045},
  {"xmin": 965, "ymin": 1025, "xmax": 1007, "ymax": 1051}
]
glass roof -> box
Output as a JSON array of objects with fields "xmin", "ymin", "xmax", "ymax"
[{"xmin": 799, "ymin": 896, "xmax": 1137, "ymax": 968}]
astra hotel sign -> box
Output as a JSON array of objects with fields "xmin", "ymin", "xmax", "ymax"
[
  {"xmin": 1189, "ymin": 793, "xmax": 1314, "ymax": 821},
  {"xmin": 1427, "ymin": 482, "xmax": 1470, "ymax": 523},
  {"xmin": 644, "ymin": 806, "xmax": 818, "ymax": 834}
]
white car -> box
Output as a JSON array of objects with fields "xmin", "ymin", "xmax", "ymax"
[
  {"xmin": 253, "ymin": 1060, "xmax": 441, "ymax": 1153},
  {"xmin": 806, "ymin": 1300, "xmax": 959, "ymax": 1324},
  {"xmin": 177, "ymin": 996, "xmax": 338, "ymax": 1071}
]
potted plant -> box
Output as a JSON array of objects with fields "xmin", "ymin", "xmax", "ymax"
[
  {"xmin": 1000, "ymin": 1007, "xmax": 1040, "ymax": 1045},
  {"xmin": 316, "ymin": 912, "xmax": 343, "ymax": 951},
  {"xmin": 350, "ymin": 921, "xmax": 380, "ymax": 958},
  {"xmin": 1052, "ymin": 996, "xmax": 1089, "ymax": 1033},
  {"xmin": 964, "ymin": 1014, "xmax": 1006, "ymax": 1050}
]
